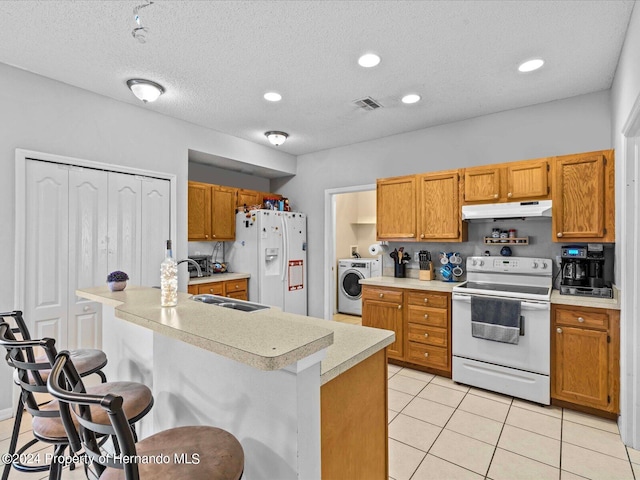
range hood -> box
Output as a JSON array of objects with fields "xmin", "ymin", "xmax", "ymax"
[{"xmin": 462, "ymin": 200, "xmax": 552, "ymax": 220}]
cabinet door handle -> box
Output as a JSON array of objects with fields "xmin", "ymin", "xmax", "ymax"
[
  {"xmin": 420, "ymin": 233, "xmax": 425, "ymax": 239},
  {"xmin": 397, "ymin": 305, "xmax": 402, "ymax": 310},
  {"xmin": 83, "ymin": 306, "xmax": 91, "ymax": 312},
  {"xmin": 379, "ymin": 293, "xmax": 384, "ymax": 298},
  {"xmin": 557, "ymin": 327, "xmax": 563, "ymax": 333},
  {"xmin": 205, "ymin": 234, "xmax": 209, "ymax": 238},
  {"xmin": 212, "ymin": 234, "xmax": 217, "ymax": 238},
  {"xmin": 493, "ymin": 193, "xmax": 499, "ymax": 199},
  {"xmin": 424, "ymin": 352, "xmax": 429, "ymax": 358},
  {"xmin": 507, "ymin": 192, "xmax": 513, "ymax": 198},
  {"xmin": 557, "ymin": 232, "xmax": 563, "ymax": 238},
  {"xmin": 577, "ymin": 317, "xmax": 585, "ymax": 323}
]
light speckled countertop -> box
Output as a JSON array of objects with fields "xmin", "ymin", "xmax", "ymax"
[
  {"xmin": 188, "ymin": 272, "xmax": 250, "ymax": 286},
  {"xmin": 77, "ymin": 286, "xmax": 394, "ymax": 384},
  {"xmin": 361, "ymin": 276, "xmax": 621, "ymax": 310},
  {"xmin": 360, "ymin": 276, "xmax": 459, "ymax": 292}
]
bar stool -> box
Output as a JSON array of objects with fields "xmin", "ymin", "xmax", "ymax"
[
  {"xmin": 48, "ymin": 351, "xmax": 245, "ymax": 480},
  {"xmin": 0, "ymin": 322, "xmax": 154, "ymax": 480},
  {"xmin": 0, "ymin": 311, "xmax": 108, "ymax": 480}
]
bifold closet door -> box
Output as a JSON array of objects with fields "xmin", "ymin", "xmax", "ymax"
[
  {"xmin": 140, "ymin": 177, "xmax": 171, "ymax": 287},
  {"xmin": 25, "ymin": 160, "xmax": 70, "ymax": 344}
]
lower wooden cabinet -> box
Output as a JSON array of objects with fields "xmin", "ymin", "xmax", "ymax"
[
  {"xmin": 187, "ymin": 278, "xmax": 248, "ymax": 301},
  {"xmin": 551, "ymin": 304, "xmax": 620, "ymax": 414},
  {"xmin": 362, "ymin": 285, "xmax": 451, "ymax": 376}
]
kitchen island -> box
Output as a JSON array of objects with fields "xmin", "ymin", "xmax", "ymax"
[{"xmin": 77, "ymin": 286, "xmax": 394, "ymax": 480}]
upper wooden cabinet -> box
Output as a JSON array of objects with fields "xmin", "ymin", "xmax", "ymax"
[
  {"xmin": 417, "ymin": 170, "xmax": 466, "ymax": 242},
  {"xmin": 188, "ymin": 181, "xmax": 237, "ymax": 241},
  {"xmin": 376, "ymin": 175, "xmax": 417, "ymax": 240},
  {"xmin": 463, "ymin": 159, "xmax": 550, "ymax": 204},
  {"xmin": 237, "ymin": 188, "xmax": 262, "ymax": 208},
  {"xmin": 188, "ymin": 181, "xmax": 212, "ymax": 240},
  {"xmin": 552, "ymin": 150, "xmax": 615, "ymax": 243}
]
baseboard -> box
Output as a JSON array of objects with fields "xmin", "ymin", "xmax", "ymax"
[{"xmin": 0, "ymin": 407, "xmax": 14, "ymax": 421}]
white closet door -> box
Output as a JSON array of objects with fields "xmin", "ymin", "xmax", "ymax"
[
  {"xmin": 107, "ymin": 172, "xmax": 142, "ymax": 285},
  {"xmin": 140, "ymin": 177, "xmax": 171, "ymax": 287},
  {"xmin": 25, "ymin": 160, "xmax": 69, "ymax": 345},
  {"xmin": 68, "ymin": 167, "xmax": 108, "ymax": 350}
]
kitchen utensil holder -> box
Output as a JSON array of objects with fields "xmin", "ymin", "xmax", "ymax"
[{"xmin": 394, "ymin": 263, "xmax": 406, "ymax": 278}]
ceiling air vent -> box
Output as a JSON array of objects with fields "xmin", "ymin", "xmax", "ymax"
[{"xmin": 353, "ymin": 96, "xmax": 382, "ymax": 111}]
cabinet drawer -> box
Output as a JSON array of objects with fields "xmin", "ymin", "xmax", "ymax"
[
  {"xmin": 407, "ymin": 323, "xmax": 447, "ymax": 348},
  {"xmin": 407, "ymin": 306, "xmax": 448, "ymax": 328},
  {"xmin": 555, "ymin": 307, "xmax": 608, "ymax": 330},
  {"xmin": 406, "ymin": 291, "xmax": 448, "ymax": 308},
  {"xmin": 197, "ymin": 283, "xmax": 224, "ymax": 295},
  {"xmin": 362, "ymin": 287, "xmax": 403, "ymax": 304},
  {"xmin": 407, "ymin": 343, "xmax": 449, "ymax": 370},
  {"xmin": 225, "ymin": 279, "xmax": 247, "ymax": 293},
  {"xmin": 226, "ymin": 291, "xmax": 248, "ymax": 300}
]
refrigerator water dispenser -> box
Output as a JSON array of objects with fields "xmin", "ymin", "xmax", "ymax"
[{"xmin": 264, "ymin": 247, "xmax": 280, "ymax": 276}]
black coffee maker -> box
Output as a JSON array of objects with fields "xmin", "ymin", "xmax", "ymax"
[
  {"xmin": 560, "ymin": 245, "xmax": 587, "ymax": 287},
  {"xmin": 586, "ymin": 244, "xmax": 605, "ymax": 288}
]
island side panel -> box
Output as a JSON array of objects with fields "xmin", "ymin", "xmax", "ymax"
[
  {"xmin": 152, "ymin": 331, "xmax": 323, "ymax": 480},
  {"xmin": 320, "ymin": 348, "xmax": 388, "ymax": 479}
]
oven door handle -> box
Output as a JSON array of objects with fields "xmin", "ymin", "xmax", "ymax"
[{"xmin": 452, "ymin": 293, "xmax": 550, "ymax": 311}]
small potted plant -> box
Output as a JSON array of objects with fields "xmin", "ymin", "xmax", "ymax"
[{"xmin": 107, "ymin": 271, "xmax": 129, "ymax": 292}]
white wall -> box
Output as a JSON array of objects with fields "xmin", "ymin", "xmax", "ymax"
[
  {"xmin": 188, "ymin": 161, "xmax": 271, "ymax": 191},
  {"xmin": 0, "ymin": 63, "xmax": 295, "ymax": 413},
  {"xmin": 611, "ymin": 2, "xmax": 640, "ymax": 447},
  {"xmin": 273, "ymin": 91, "xmax": 612, "ymax": 318}
]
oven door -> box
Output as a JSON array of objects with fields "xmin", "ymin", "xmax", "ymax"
[{"xmin": 452, "ymin": 292, "xmax": 550, "ymax": 375}]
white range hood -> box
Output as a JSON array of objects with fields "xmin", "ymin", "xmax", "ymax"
[{"xmin": 462, "ymin": 200, "xmax": 552, "ymax": 220}]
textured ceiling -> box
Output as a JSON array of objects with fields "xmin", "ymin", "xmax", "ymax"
[{"xmin": 0, "ymin": 0, "xmax": 635, "ymax": 156}]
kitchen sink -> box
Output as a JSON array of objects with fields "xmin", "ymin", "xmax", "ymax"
[{"xmin": 191, "ymin": 294, "xmax": 270, "ymax": 312}]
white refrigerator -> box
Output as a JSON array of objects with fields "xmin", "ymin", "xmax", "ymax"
[{"xmin": 227, "ymin": 210, "xmax": 307, "ymax": 315}]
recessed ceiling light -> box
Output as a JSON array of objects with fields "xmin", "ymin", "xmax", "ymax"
[
  {"xmin": 401, "ymin": 94, "xmax": 421, "ymax": 104},
  {"xmin": 518, "ymin": 59, "xmax": 544, "ymax": 73},
  {"xmin": 358, "ymin": 53, "xmax": 381, "ymax": 68},
  {"xmin": 264, "ymin": 92, "xmax": 282, "ymax": 102}
]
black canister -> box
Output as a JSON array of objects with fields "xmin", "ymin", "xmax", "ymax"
[{"xmin": 394, "ymin": 263, "xmax": 406, "ymax": 278}]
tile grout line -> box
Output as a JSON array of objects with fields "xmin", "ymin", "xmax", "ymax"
[{"xmin": 483, "ymin": 396, "xmax": 513, "ymax": 479}]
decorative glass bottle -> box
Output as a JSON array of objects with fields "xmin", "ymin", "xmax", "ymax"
[{"xmin": 160, "ymin": 240, "xmax": 178, "ymax": 307}]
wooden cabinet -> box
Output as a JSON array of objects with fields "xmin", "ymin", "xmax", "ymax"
[
  {"xmin": 188, "ymin": 182, "xmax": 237, "ymax": 241},
  {"xmin": 551, "ymin": 304, "xmax": 619, "ymax": 414},
  {"xmin": 463, "ymin": 159, "xmax": 550, "ymax": 204},
  {"xmin": 376, "ymin": 175, "xmax": 417, "ymax": 240},
  {"xmin": 237, "ymin": 188, "xmax": 262, "ymax": 208},
  {"xmin": 404, "ymin": 290, "xmax": 451, "ymax": 376},
  {"xmin": 188, "ymin": 181, "xmax": 212, "ymax": 240},
  {"xmin": 362, "ymin": 286, "xmax": 404, "ymax": 360},
  {"xmin": 552, "ymin": 150, "xmax": 615, "ymax": 243},
  {"xmin": 187, "ymin": 278, "xmax": 248, "ymax": 300},
  {"xmin": 362, "ymin": 285, "xmax": 452, "ymax": 376},
  {"xmin": 417, "ymin": 170, "xmax": 466, "ymax": 242}
]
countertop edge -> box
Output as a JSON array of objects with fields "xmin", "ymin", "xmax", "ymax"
[{"xmin": 188, "ymin": 272, "xmax": 251, "ymax": 286}]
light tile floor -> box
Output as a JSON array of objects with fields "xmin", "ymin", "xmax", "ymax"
[{"xmin": 387, "ymin": 364, "xmax": 640, "ymax": 480}]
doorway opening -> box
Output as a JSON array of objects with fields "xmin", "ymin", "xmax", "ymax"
[{"xmin": 323, "ymin": 184, "xmax": 376, "ymax": 321}]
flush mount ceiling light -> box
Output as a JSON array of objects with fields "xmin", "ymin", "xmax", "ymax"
[
  {"xmin": 264, "ymin": 92, "xmax": 282, "ymax": 102},
  {"xmin": 518, "ymin": 58, "xmax": 545, "ymax": 73},
  {"xmin": 401, "ymin": 94, "xmax": 421, "ymax": 104},
  {"xmin": 126, "ymin": 79, "xmax": 165, "ymax": 102},
  {"xmin": 265, "ymin": 131, "xmax": 289, "ymax": 146},
  {"xmin": 358, "ymin": 53, "xmax": 381, "ymax": 68}
]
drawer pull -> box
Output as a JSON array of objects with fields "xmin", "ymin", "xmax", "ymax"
[
  {"xmin": 577, "ymin": 317, "xmax": 585, "ymax": 323},
  {"xmin": 424, "ymin": 333, "xmax": 429, "ymax": 338},
  {"xmin": 424, "ymin": 352, "xmax": 429, "ymax": 358},
  {"xmin": 398, "ymin": 305, "xmax": 402, "ymax": 310},
  {"xmin": 209, "ymin": 288, "xmax": 214, "ymax": 293},
  {"xmin": 379, "ymin": 293, "xmax": 384, "ymax": 298},
  {"xmin": 424, "ymin": 314, "xmax": 429, "ymax": 319},
  {"xmin": 557, "ymin": 328, "xmax": 563, "ymax": 334},
  {"xmin": 235, "ymin": 284, "xmax": 239, "ymax": 289},
  {"xmin": 424, "ymin": 298, "xmax": 428, "ymax": 303}
]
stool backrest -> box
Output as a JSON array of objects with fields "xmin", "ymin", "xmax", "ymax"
[{"xmin": 48, "ymin": 352, "xmax": 141, "ymax": 480}]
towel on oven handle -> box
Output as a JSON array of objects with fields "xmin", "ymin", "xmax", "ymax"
[{"xmin": 470, "ymin": 296, "xmax": 522, "ymax": 345}]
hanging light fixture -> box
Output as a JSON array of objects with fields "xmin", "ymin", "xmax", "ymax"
[
  {"xmin": 127, "ymin": 79, "xmax": 165, "ymax": 103},
  {"xmin": 265, "ymin": 131, "xmax": 289, "ymax": 146}
]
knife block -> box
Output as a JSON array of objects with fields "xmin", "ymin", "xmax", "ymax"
[{"xmin": 419, "ymin": 265, "xmax": 434, "ymax": 281}]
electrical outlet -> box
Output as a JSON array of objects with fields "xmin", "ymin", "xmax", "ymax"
[
  {"xmin": 350, "ymin": 245, "xmax": 358, "ymax": 256},
  {"xmin": 414, "ymin": 251, "xmax": 420, "ymax": 262},
  {"xmin": 555, "ymin": 255, "xmax": 562, "ymax": 267}
]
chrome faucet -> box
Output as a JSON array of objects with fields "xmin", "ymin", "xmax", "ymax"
[{"xmin": 177, "ymin": 259, "xmax": 203, "ymax": 277}]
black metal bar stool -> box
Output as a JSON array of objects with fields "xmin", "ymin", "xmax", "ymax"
[
  {"xmin": 0, "ymin": 322, "xmax": 154, "ymax": 480},
  {"xmin": 48, "ymin": 351, "xmax": 245, "ymax": 480},
  {"xmin": 1, "ymin": 310, "xmax": 108, "ymax": 480}
]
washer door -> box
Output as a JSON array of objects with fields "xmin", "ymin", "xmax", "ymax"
[{"xmin": 340, "ymin": 269, "xmax": 364, "ymax": 299}]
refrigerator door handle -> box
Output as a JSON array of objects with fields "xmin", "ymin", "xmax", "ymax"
[{"xmin": 281, "ymin": 215, "xmax": 288, "ymax": 283}]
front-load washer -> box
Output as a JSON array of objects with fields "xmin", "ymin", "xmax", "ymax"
[{"xmin": 337, "ymin": 258, "xmax": 382, "ymax": 316}]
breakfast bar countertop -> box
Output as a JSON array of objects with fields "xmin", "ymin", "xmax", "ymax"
[
  {"xmin": 187, "ymin": 272, "xmax": 250, "ymax": 285},
  {"xmin": 77, "ymin": 286, "xmax": 394, "ymax": 384}
]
